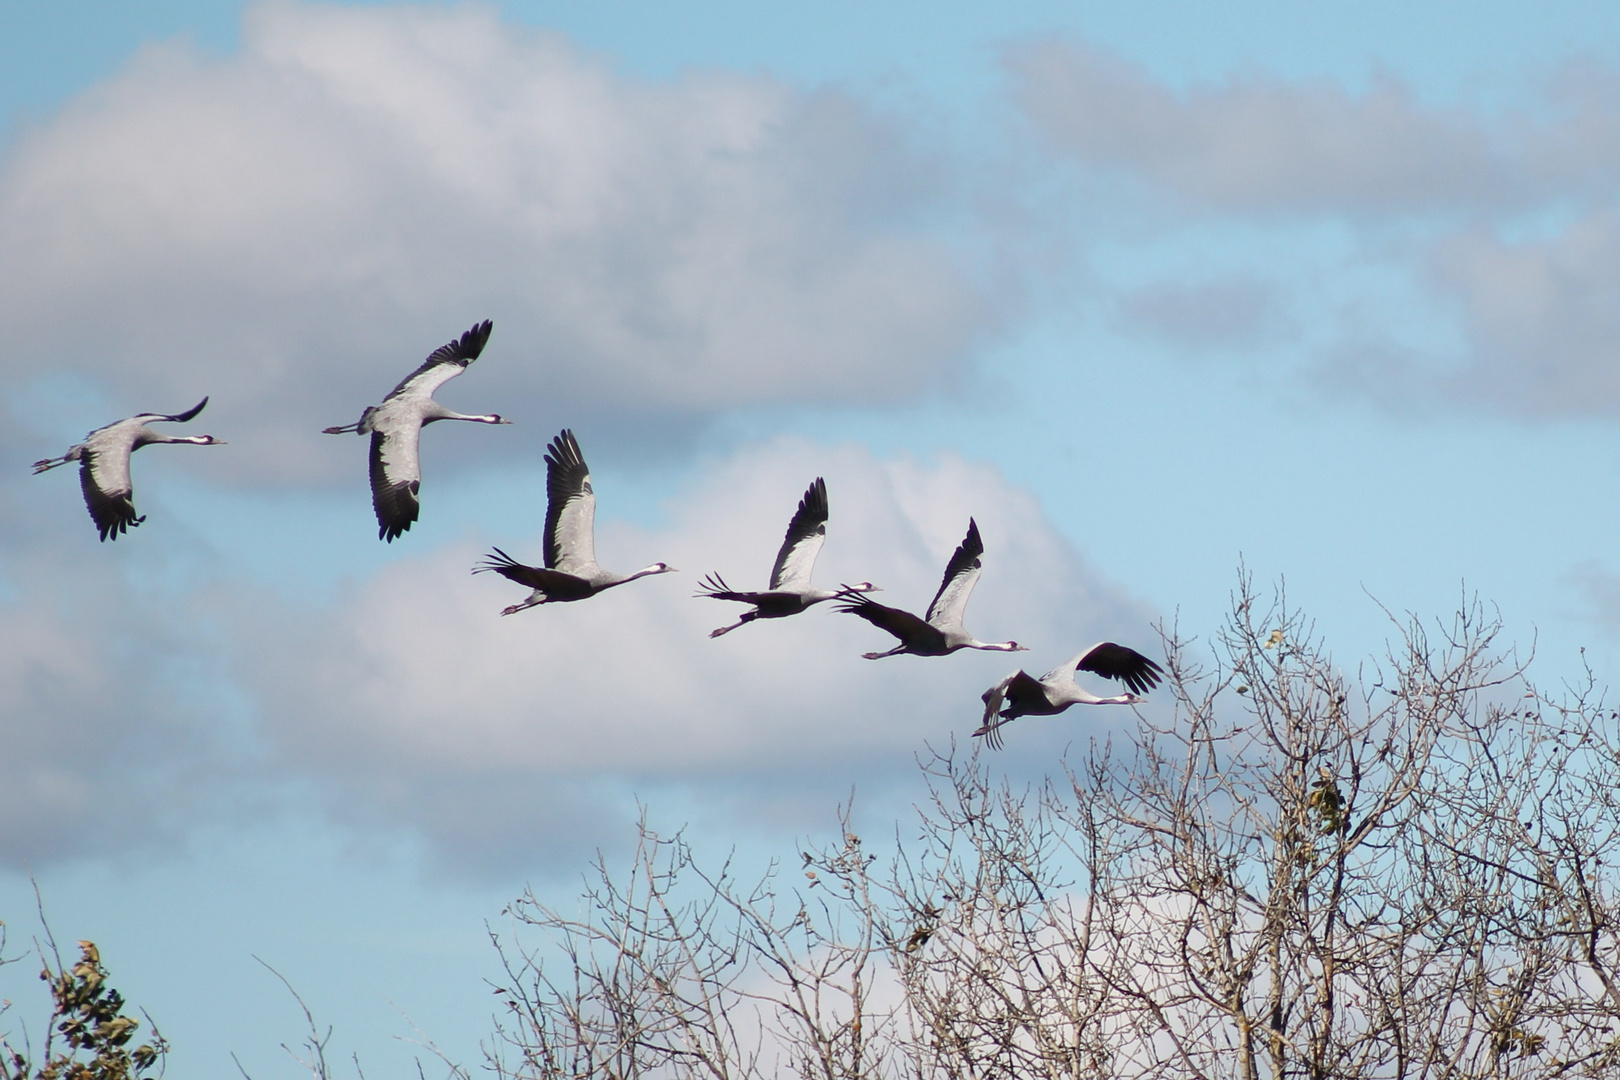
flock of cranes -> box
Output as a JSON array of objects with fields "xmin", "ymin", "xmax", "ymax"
[{"xmin": 31, "ymin": 321, "xmax": 1164, "ymax": 747}]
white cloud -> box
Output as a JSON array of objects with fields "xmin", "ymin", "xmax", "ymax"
[
  {"xmin": 1011, "ymin": 39, "xmax": 1541, "ymax": 217},
  {"xmin": 0, "ymin": 2, "xmax": 996, "ymax": 480},
  {"xmin": 0, "ymin": 536, "xmax": 242, "ymax": 865},
  {"xmin": 235, "ymin": 438, "xmax": 1157, "ymax": 873},
  {"xmin": 1112, "ymin": 275, "xmax": 1290, "ymax": 352},
  {"xmin": 1011, "ymin": 38, "xmax": 1620, "ymax": 417},
  {"xmin": 1425, "ymin": 212, "xmax": 1620, "ymax": 415}
]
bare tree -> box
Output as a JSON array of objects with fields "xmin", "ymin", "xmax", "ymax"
[
  {"xmin": 486, "ymin": 575, "xmax": 1620, "ymax": 1080},
  {"xmin": 486, "ymin": 809, "xmax": 894, "ymax": 1080}
]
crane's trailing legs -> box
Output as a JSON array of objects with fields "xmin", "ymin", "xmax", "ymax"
[{"xmin": 31, "ymin": 450, "xmax": 83, "ymax": 474}]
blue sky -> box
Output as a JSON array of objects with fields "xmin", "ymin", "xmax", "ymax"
[{"xmin": 4, "ymin": 1, "xmax": 1620, "ymax": 1075}]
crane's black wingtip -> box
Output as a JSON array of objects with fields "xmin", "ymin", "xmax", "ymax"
[
  {"xmin": 694, "ymin": 572, "xmax": 731, "ymax": 597},
  {"xmin": 972, "ymin": 723, "xmax": 1007, "ymax": 752},
  {"xmin": 832, "ymin": 593, "xmax": 879, "ymax": 616},
  {"xmin": 462, "ymin": 319, "xmax": 494, "ymax": 358},
  {"xmin": 474, "ymin": 546, "xmax": 521, "ymax": 574},
  {"xmin": 424, "ymin": 320, "xmax": 495, "ymax": 367},
  {"xmin": 544, "ymin": 428, "xmax": 585, "ymax": 470},
  {"xmin": 165, "ymin": 396, "xmax": 209, "ymax": 423},
  {"xmin": 97, "ymin": 513, "xmax": 146, "ymax": 542}
]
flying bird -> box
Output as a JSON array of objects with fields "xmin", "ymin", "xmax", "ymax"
[
  {"xmin": 475, "ymin": 429, "xmax": 676, "ymax": 614},
  {"xmin": 323, "ymin": 320, "xmax": 509, "ymax": 541},
  {"xmin": 973, "ymin": 643, "xmax": 1164, "ymax": 750},
  {"xmin": 32, "ymin": 397, "xmax": 226, "ymax": 541},
  {"xmin": 835, "ymin": 518, "xmax": 1026, "ymax": 660},
  {"xmin": 696, "ymin": 477, "xmax": 880, "ymax": 638}
]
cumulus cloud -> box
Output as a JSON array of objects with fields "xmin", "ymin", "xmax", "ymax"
[
  {"xmin": 1112, "ymin": 276, "xmax": 1290, "ymax": 352},
  {"xmin": 1308, "ymin": 212, "xmax": 1620, "ymax": 416},
  {"xmin": 0, "ymin": 1, "xmax": 996, "ymax": 480},
  {"xmin": 1011, "ymin": 39, "xmax": 1554, "ymax": 217},
  {"xmin": 234, "ymin": 439, "xmax": 1155, "ymax": 875},
  {"xmin": 1425, "ymin": 213, "xmax": 1620, "ymax": 415},
  {"xmin": 0, "ymin": 530, "xmax": 243, "ymax": 866},
  {"xmin": 1012, "ymin": 38, "xmax": 1620, "ymax": 417}
]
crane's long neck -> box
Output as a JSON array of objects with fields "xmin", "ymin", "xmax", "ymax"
[
  {"xmin": 599, "ymin": 564, "xmax": 673, "ymax": 590},
  {"xmin": 134, "ymin": 433, "xmax": 218, "ymax": 449},
  {"xmin": 422, "ymin": 404, "xmax": 506, "ymax": 424},
  {"xmin": 968, "ymin": 640, "xmax": 1023, "ymax": 653},
  {"xmin": 1058, "ymin": 684, "xmax": 1139, "ymax": 707}
]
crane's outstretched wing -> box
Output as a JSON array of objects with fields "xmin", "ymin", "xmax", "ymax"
[
  {"xmin": 79, "ymin": 450, "xmax": 143, "ymax": 541},
  {"xmin": 974, "ymin": 670, "xmax": 1023, "ymax": 750},
  {"xmin": 769, "ymin": 477, "xmax": 828, "ymax": 590},
  {"xmin": 384, "ymin": 320, "xmax": 493, "ymax": 402},
  {"xmin": 473, "ymin": 548, "xmax": 596, "ymax": 607},
  {"xmin": 925, "ymin": 518, "xmax": 984, "ymax": 630},
  {"xmin": 836, "ymin": 594, "xmax": 943, "ymax": 648},
  {"xmin": 136, "ymin": 397, "xmax": 209, "ymax": 424},
  {"xmin": 473, "ymin": 547, "xmax": 575, "ymax": 590},
  {"xmin": 980, "ymin": 672, "xmax": 1016, "ymax": 727},
  {"xmin": 1050, "ymin": 642, "xmax": 1164, "ymax": 695},
  {"xmin": 369, "ymin": 424, "xmax": 420, "ymax": 542},
  {"xmin": 544, "ymin": 429, "xmax": 597, "ymax": 574},
  {"xmin": 974, "ymin": 669, "xmax": 1055, "ymax": 750},
  {"xmin": 695, "ymin": 573, "xmax": 769, "ymax": 604}
]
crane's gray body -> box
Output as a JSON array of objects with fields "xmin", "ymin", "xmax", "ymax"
[
  {"xmin": 32, "ymin": 397, "xmax": 223, "ymax": 541},
  {"xmin": 975, "ymin": 643, "xmax": 1165, "ymax": 749},
  {"xmin": 476, "ymin": 429, "xmax": 675, "ymax": 614},
  {"xmin": 324, "ymin": 321, "xmax": 508, "ymax": 541},
  {"xmin": 836, "ymin": 518, "xmax": 1024, "ymax": 659},
  {"xmin": 697, "ymin": 477, "xmax": 879, "ymax": 637}
]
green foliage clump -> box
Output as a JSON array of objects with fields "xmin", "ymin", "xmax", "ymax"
[{"xmin": 2, "ymin": 938, "xmax": 167, "ymax": 1080}]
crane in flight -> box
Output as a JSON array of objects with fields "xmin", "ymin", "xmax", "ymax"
[
  {"xmin": 475, "ymin": 429, "xmax": 676, "ymax": 614},
  {"xmin": 323, "ymin": 320, "xmax": 509, "ymax": 541},
  {"xmin": 835, "ymin": 518, "xmax": 1025, "ymax": 659},
  {"xmin": 32, "ymin": 397, "xmax": 225, "ymax": 541},
  {"xmin": 696, "ymin": 477, "xmax": 880, "ymax": 637},
  {"xmin": 974, "ymin": 643, "xmax": 1163, "ymax": 749}
]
